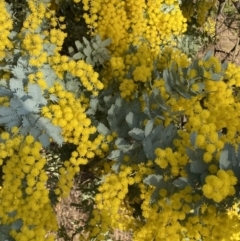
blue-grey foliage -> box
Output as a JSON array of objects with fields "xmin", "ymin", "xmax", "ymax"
[
  {"xmin": 68, "ymin": 35, "xmax": 111, "ymax": 67},
  {"xmin": 0, "ymin": 55, "xmax": 64, "ymax": 147},
  {"xmin": 90, "ymin": 50, "xmax": 240, "ymax": 210}
]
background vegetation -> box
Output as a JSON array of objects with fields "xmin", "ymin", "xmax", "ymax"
[{"xmin": 1, "ymin": 0, "xmax": 240, "ymax": 241}]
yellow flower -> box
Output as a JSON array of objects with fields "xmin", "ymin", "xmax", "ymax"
[
  {"xmin": 206, "ymin": 143, "xmax": 216, "ymax": 153},
  {"xmin": 202, "ymin": 184, "xmax": 213, "ymax": 196},
  {"xmin": 155, "ymin": 157, "xmax": 168, "ymax": 169},
  {"xmin": 22, "ymin": 146, "xmax": 31, "ymax": 155},
  {"xmin": 208, "ymin": 164, "xmax": 218, "ymax": 174},
  {"xmin": 27, "ymin": 177, "xmax": 36, "ymax": 187},
  {"xmin": 37, "ymin": 79, "xmax": 47, "ymax": 89},
  {"xmin": 0, "ymin": 132, "xmax": 9, "ymax": 141},
  {"xmin": 155, "ymin": 148, "xmax": 166, "ymax": 158},
  {"xmin": 30, "ymin": 168, "xmax": 39, "ymax": 177},
  {"xmin": 208, "ymin": 131, "xmax": 218, "ymax": 143},
  {"xmin": 25, "ymin": 156, "xmax": 35, "ymax": 165},
  {"xmin": 200, "ymin": 109, "xmax": 210, "ymax": 119},
  {"xmin": 195, "ymin": 134, "xmax": 205, "ymax": 146},
  {"xmin": 133, "ymin": 66, "xmax": 151, "ymax": 82},
  {"xmin": 191, "ymin": 83, "xmax": 199, "ymax": 92},
  {"xmin": 203, "ymin": 152, "xmax": 212, "ymax": 163},
  {"xmin": 159, "ymin": 188, "xmax": 168, "ymax": 197},
  {"xmin": 25, "ymin": 135, "xmax": 34, "ymax": 144},
  {"xmin": 199, "ymin": 124, "xmax": 210, "ymax": 134},
  {"xmin": 25, "ymin": 187, "xmax": 33, "ymax": 195}
]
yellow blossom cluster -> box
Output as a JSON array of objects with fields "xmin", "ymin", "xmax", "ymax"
[
  {"xmin": 22, "ymin": 33, "xmax": 43, "ymax": 56},
  {"xmin": 49, "ymin": 56, "xmax": 103, "ymax": 95},
  {"xmin": 110, "ymin": 56, "xmax": 125, "ymax": 75},
  {"xmin": 20, "ymin": 0, "xmax": 67, "ymax": 67},
  {"xmin": 0, "ymin": 1, "xmax": 13, "ymax": 60},
  {"xmin": 29, "ymin": 51, "xmax": 48, "ymax": 68},
  {"xmin": 93, "ymin": 51, "xmax": 240, "ymax": 240},
  {"xmin": 133, "ymin": 184, "xmax": 196, "ymax": 240},
  {"xmin": 51, "ymin": 139, "xmax": 98, "ymax": 197},
  {"xmin": 96, "ymin": 132, "xmax": 118, "ymax": 157},
  {"xmin": 202, "ymin": 55, "xmax": 222, "ymax": 73},
  {"xmin": 48, "ymin": 28, "xmax": 67, "ymax": 51},
  {"xmin": 119, "ymin": 79, "xmax": 137, "ymax": 99},
  {"xmin": 203, "ymin": 17, "xmax": 216, "ymax": 38},
  {"xmin": 81, "ymin": 132, "xmax": 119, "ymax": 179},
  {"xmin": 88, "ymin": 163, "xmax": 154, "ymax": 239},
  {"xmin": 76, "ymin": 0, "xmax": 187, "ymax": 54},
  {"xmin": 28, "ymin": 71, "xmax": 48, "ymax": 90},
  {"xmin": 0, "ymin": 96, "xmax": 10, "ymax": 107},
  {"xmin": 102, "ymin": 43, "xmax": 156, "ymax": 96},
  {"xmin": 145, "ymin": 0, "xmax": 187, "ymax": 48},
  {"xmin": 183, "ymin": 206, "xmax": 240, "ymax": 240},
  {"xmin": 88, "ymin": 166, "xmax": 135, "ymax": 237},
  {"xmin": 152, "ymin": 56, "xmax": 240, "ymax": 172},
  {"xmin": 154, "ymin": 147, "xmax": 188, "ymax": 177},
  {"xmin": 91, "ymin": 33, "xmax": 189, "ymax": 105},
  {"xmin": 193, "ymin": 203, "xmax": 240, "ymax": 240},
  {"xmin": 156, "ymin": 46, "xmax": 190, "ymax": 72},
  {"xmin": 132, "ymin": 181, "xmax": 240, "ymax": 240},
  {"xmin": 153, "ymin": 78, "xmax": 170, "ymax": 102},
  {"xmin": 196, "ymin": 0, "xmax": 216, "ymax": 26},
  {"xmin": 20, "ymin": 1, "xmax": 48, "ymax": 67},
  {"xmin": 45, "ymin": 6, "xmax": 66, "ymax": 30},
  {"xmin": 181, "ymin": 0, "xmax": 216, "ymax": 26},
  {"xmin": 1, "ymin": 0, "xmax": 105, "ymax": 215},
  {"xmin": 21, "ymin": 0, "xmax": 65, "ymax": 33},
  {"xmin": 0, "ymin": 132, "xmax": 57, "ymax": 241},
  {"xmin": 131, "ymin": 161, "xmax": 154, "ymax": 185},
  {"xmin": 42, "ymin": 83, "xmax": 94, "ymax": 144},
  {"xmin": 133, "ymin": 66, "xmax": 152, "ymax": 83},
  {"xmin": 21, "ymin": 0, "xmax": 47, "ymax": 32},
  {"xmin": 54, "ymin": 160, "xmax": 79, "ymax": 198},
  {"xmin": 224, "ymin": 62, "xmax": 240, "ymax": 87},
  {"xmin": 0, "ymin": 0, "xmax": 107, "ymax": 239},
  {"xmin": 2, "ymin": 0, "xmax": 240, "ymax": 240},
  {"xmin": 181, "ymin": 0, "xmax": 195, "ymax": 22},
  {"xmin": 202, "ymin": 170, "xmax": 237, "ymax": 202},
  {"xmin": 41, "ymin": 83, "xmax": 99, "ymax": 197}
]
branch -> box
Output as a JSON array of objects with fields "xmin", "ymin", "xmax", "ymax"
[
  {"xmin": 214, "ymin": 0, "xmax": 227, "ymax": 55},
  {"xmin": 231, "ymin": 0, "xmax": 240, "ymax": 13}
]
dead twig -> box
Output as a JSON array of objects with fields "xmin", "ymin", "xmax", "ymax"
[
  {"xmin": 233, "ymin": 37, "xmax": 240, "ymax": 61},
  {"xmin": 231, "ymin": 0, "xmax": 240, "ymax": 13}
]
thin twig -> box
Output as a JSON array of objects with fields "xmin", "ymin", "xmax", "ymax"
[
  {"xmin": 233, "ymin": 37, "xmax": 240, "ymax": 61},
  {"xmin": 231, "ymin": 0, "xmax": 240, "ymax": 13}
]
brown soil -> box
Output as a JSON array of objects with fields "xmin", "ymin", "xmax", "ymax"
[
  {"xmin": 54, "ymin": 172, "xmax": 132, "ymax": 241},
  {"xmin": 214, "ymin": 14, "xmax": 240, "ymax": 64},
  {"xmin": 197, "ymin": 12, "xmax": 240, "ymax": 64},
  {"xmin": 54, "ymin": 173, "xmax": 89, "ymax": 241}
]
